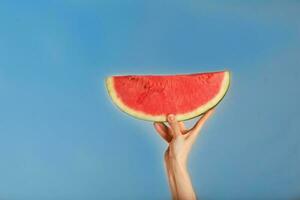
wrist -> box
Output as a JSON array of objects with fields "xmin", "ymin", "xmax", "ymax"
[
  {"xmin": 168, "ymin": 154, "xmax": 187, "ymax": 169},
  {"xmin": 164, "ymin": 148, "xmax": 187, "ymax": 168}
]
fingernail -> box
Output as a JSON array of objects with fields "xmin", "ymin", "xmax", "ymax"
[{"xmin": 168, "ymin": 114, "xmax": 175, "ymax": 121}]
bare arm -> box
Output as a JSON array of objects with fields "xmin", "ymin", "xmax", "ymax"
[
  {"xmin": 164, "ymin": 149, "xmax": 178, "ymax": 200},
  {"xmin": 154, "ymin": 109, "xmax": 215, "ymax": 200},
  {"xmin": 167, "ymin": 154, "xmax": 196, "ymax": 200}
]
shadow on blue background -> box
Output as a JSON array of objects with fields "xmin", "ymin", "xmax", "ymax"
[{"xmin": 0, "ymin": 1, "xmax": 299, "ymax": 199}]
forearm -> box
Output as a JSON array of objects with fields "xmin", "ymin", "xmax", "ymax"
[
  {"xmin": 168, "ymin": 156, "xmax": 197, "ymax": 200},
  {"xmin": 164, "ymin": 153, "xmax": 178, "ymax": 200}
]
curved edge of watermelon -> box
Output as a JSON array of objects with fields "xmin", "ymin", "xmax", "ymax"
[{"xmin": 105, "ymin": 71, "xmax": 231, "ymax": 122}]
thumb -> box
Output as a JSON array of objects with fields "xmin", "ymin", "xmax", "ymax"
[{"xmin": 167, "ymin": 114, "xmax": 181, "ymax": 137}]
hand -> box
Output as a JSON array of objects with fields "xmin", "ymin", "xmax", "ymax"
[
  {"xmin": 154, "ymin": 109, "xmax": 215, "ymax": 200},
  {"xmin": 154, "ymin": 109, "xmax": 215, "ymax": 165}
]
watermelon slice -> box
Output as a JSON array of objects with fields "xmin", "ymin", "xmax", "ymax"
[{"xmin": 106, "ymin": 71, "xmax": 230, "ymax": 122}]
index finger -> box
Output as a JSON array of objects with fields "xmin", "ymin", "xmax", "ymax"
[{"xmin": 167, "ymin": 114, "xmax": 181, "ymax": 137}]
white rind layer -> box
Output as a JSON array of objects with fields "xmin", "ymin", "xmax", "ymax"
[{"xmin": 106, "ymin": 71, "xmax": 230, "ymax": 122}]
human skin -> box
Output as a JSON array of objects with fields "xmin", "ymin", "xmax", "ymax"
[{"xmin": 153, "ymin": 109, "xmax": 215, "ymax": 200}]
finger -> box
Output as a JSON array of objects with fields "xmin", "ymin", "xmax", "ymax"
[
  {"xmin": 178, "ymin": 121, "xmax": 186, "ymax": 132},
  {"xmin": 190, "ymin": 108, "xmax": 215, "ymax": 134},
  {"xmin": 167, "ymin": 114, "xmax": 181, "ymax": 137},
  {"xmin": 153, "ymin": 122, "xmax": 172, "ymax": 142}
]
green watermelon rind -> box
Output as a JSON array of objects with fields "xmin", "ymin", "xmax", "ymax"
[{"xmin": 105, "ymin": 71, "xmax": 231, "ymax": 122}]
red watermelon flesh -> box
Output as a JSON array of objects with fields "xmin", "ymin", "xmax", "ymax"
[{"xmin": 106, "ymin": 71, "xmax": 230, "ymax": 122}]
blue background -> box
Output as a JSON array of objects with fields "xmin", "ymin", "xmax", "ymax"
[{"xmin": 1, "ymin": 1, "xmax": 300, "ymax": 199}]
